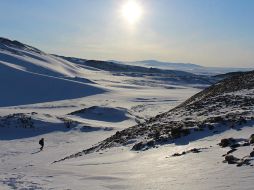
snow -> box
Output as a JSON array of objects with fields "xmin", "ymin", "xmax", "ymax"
[
  {"xmin": 1, "ymin": 123, "xmax": 254, "ymax": 189},
  {"xmin": 69, "ymin": 106, "xmax": 133, "ymax": 123},
  {"xmin": 1, "ymin": 39, "xmax": 254, "ymax": 189},
  {"xmin": 0, "ymin": 63, "xmax": 106, "ymax": 107}
]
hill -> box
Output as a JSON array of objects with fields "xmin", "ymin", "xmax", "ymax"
[
  {"xmin": 0, "ymin": 37, "xmax": 105, "ymax": 106},
  {"xmin": 57, "ymin": 55, "xmax": 217, "ymax": 86},
  {"xmin": 56, "ymin": 70, "xmax": 254, "ymax": 161},
  {"xmin": 120, "ymin": 60, "xmax": 253, "ymax": 75}
]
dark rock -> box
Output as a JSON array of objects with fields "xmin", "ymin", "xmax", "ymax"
[
  {"xmin": 171, "ymin": 128, "xmax": 182, "ymax": 139},
  {"xmin": 157, "ymin": 136, "xmax": 169, "ymax": 143},
  {"xmin": 132, "ymin": 142, "xmax": 145, "ymax": 151},
  {"xmin": 224, "ymin": 155, "xmax": 239, "ymax": 164},
  {"xmin": 219, "ymin": 138, "xmax": 235, "ymax": 148},
  {"xmin": 190, "ymin": 148, "xmax": 201, "ymax": 153},
  {"xmin": 250, "ymin": 151, "xmax": 254, "ymax": 157},
  {"xmin": 171, "ymin": 127, "xmax": 190, "ymax": 139},
  {"xmin": 226, "ymin": 148, "xmax": 237, "ymax": 155},
  {"xmin": 147, "ymin": 140, "xmax": 155, "ymax": 147},
  {"xmin": 171, "ymin": 148, "xmax": 204, "ymax": 157},
  {"xmin": 242, "ymin": 142, "xmax": 250, "ymax": 146},
  {"xmin": 230, "ymin": 143, "xmax": 241, "ymax": 149},
  {"xmin": 237, "ymin": 159, "xmax": 251, "ymax": 167},
  {"xmin": 115, "ymin": 131, "xmax": 121, "ymax": 136},
  {"xmin": 249, "ymin": 134, "xmax": 254, "ymax": 144},
  {"xmin": 213, "ymin": 116, "xmax": 224, "ymax": 123},
  {"xmin": 172, "ymin": 153, "xmax": 182, "ymax": 157}
]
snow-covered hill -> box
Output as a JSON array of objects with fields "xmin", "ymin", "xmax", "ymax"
[
  {"xmin": 0, "ymin": 37, "xmax": 219, "ymax": 107},
  {"xmin": 57, "ymin": 70, "xmax": 254, "ymax": 164},
  {"xmin": 57, "ymin": 55, "xmax": 217, "ymax": 86},
  {"xmin": 117, "ymin": 60, "xmax": 253, "ymax": 75},
  {"xmin": 0, "ymin": 37, "xmax": 107, "ymax": 106},
  {"xmin": 0, "ymin": 38, "xmax": 86, "ymax": 78}
]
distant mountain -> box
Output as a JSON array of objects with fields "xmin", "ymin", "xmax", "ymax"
[
  {"xmin": 213, "ymin": 71, "xmax": 245, "ymax": 80},
  {"xmin": 128, "ymin": 60, "xmax": 203, "ymax": 70},
  {"xmin": 57, "ymin": 55, "xmax": 217, "ymax": 86},
  {"xmin": 55, "ymin": 70, "xmax": 254, "ymax": 161},
  {"xmin": 112, "ymin": 60, "xmax": 253, "ymax": 75},
  {"xmin": 57, "ymin": 56, "xmax": 195, "ymax": 76}
]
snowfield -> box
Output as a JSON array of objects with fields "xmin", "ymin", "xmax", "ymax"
[
  {"xmin": 0, "ymin": 38, "xmax": 254, "ymax": 190},
  {"xmin": 1, "ymin": 123, "xmax": 254, "ymax": 190}
]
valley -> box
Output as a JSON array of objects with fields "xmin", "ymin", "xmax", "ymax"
[{"xmin": 0, "ymin": 38, "xmax": 254, "ymax": 190}]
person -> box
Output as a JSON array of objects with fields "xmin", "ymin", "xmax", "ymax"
[{"xmin": 39, "ymin": 138, "xmax": 44, "ymax": 151}]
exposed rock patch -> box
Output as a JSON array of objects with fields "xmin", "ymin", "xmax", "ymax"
[{"xmin": 171, "ymin": 148, "xmax": 207, "ymax": 157}]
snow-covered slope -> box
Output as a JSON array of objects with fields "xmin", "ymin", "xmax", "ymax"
[
  {"xmin": 58, "ymin": 55, "xmax": 217, "ymax": 86},
  {"xmin": 0, "ymin": 37, "xmax": 218, "ymax": 107},
  {"xmin": 0, "ymin": 38, "xmax": 106, "ymax": 106},
  {"xmin": 0, "ymin": 37, "xmax": 87, "ymax": 78},
  {"xmin": 57, "ymin": 70, "xmax": 254, "ymax": 161},
  {"xmin": 69, "ymin": 106, "xmax": 134, "ymax": 123}
]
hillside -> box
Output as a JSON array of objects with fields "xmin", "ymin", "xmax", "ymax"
[
  {"xmin": 58, "ymin": 56, "xmax": 193, "ymax": 75},
  {"xmin": 56, "ymin": 70, "xmax": 254, "ymax": 162},
  {"xmin": 0, "ymin": 38, "xmax": 106, "ymax": 106},
  {"xmin": 0, "ymin": 37, "xmax": 216, "ymax": 107},
  {"xmin": 57, "ymin": 55, "xmax": 216, "ymax": 86},
  {"xmin": 0, "ymin": 38, "xmax": 86, "ymax": 78},
  {"xmin": 121, "ymin": 60, "xmax": 253, "ymax": 75}
]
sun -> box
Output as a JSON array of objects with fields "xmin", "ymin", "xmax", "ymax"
[{"xmin": 121, "ymin": 0, "xmax": 143, "ymax": 24}]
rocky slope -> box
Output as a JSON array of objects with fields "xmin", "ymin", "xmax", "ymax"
[{"xmin": 55, "ymin": 70, "xmax": 254, "ymax": 162}]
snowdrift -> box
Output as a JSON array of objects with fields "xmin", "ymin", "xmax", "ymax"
[{"xmin": 69, "ymin": 106, "xmax": 131, "ymax": 122}]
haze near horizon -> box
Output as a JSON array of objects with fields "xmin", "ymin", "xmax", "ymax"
[{"xmin": 0, "ymin": 0, "xmax": 253, "ymax": 67}]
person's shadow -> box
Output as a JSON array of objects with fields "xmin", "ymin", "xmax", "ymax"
[{"xmin": 31, "ymin": 149, "xmax": 42, "ymax": 154}]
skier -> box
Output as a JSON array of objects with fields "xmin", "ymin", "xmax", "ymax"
[{"xmin": 39, "ymin": 138, "xmax": 44, "ymax": 151}]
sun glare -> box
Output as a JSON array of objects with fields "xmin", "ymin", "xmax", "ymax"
[{"xmin": 122, "ymin": 0, "xmax": 143, "ymax": 24}]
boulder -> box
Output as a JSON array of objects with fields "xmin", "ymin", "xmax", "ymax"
[
  {"xmin": 147, "ymin": 140, "xmax": 155, "ymax": 147},
  {"xmin": 230, "ymin": 143, "xmax": 241, "ymax": 149},
  {"xmin": 249, "ymin": 134, "xmax": 254, "ymax": 144},
  {"xmin": 224, "ymin": 155, "xmax": 239, "ymax": 164},
  {"xmin": 250, "ymin": 151, "xmax": 254, "ymax": 157},
  {"xmin": 132, "ymin": 142, "xmax": 145, "ymax": 151},
  {"xmin": 190, "ymin": 148, "xmax": 201, "ymax": 153},
  {"xmin": 219, "ymin": 138, "xmax": 234, "ymax": 148}
]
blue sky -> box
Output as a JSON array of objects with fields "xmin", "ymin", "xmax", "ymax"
[{"xmin": 0, "ymin": 0, "xmax": 253, "ymax": 67}]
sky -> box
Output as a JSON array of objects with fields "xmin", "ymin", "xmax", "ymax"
[{"xmin": 0, "ymin": 0, "xmax": 253, "ymax": 67}]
